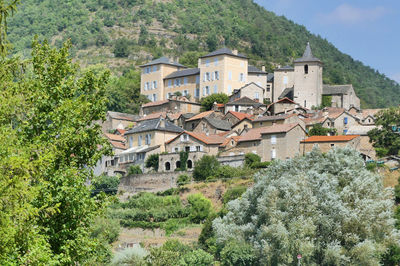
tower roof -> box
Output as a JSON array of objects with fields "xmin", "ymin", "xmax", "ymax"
[{"xmin": 294, "ymin": 42, "xmax": 322, "ymax": 63}]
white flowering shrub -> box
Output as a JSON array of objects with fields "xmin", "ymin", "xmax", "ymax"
[{"xmin": 213, "ymin": 147, "xmax": 400, "ymax": 265}]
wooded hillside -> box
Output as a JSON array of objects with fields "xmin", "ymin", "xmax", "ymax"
[{"xmin": 7, "ymin": 0, "xmax": 400, "ymax": 108}]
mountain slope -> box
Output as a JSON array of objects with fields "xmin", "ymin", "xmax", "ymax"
[{"xmin": 7, "ymin": 0, "xmax": 400, "ymax": 108}]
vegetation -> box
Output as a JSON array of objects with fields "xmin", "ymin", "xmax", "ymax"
[
  {"xmin": 213, "ymin": 147, "xmax": 399, "ymax": 264},
  {"xmin": 187, "ymin": 193, "xmax": 212, "ymax": 223},
  {"xmin": 92, "ymin": 174, "xmax": 120, "ymax": 195},
  {"xmin": 176, "ymin": 174, "xmax": 191, "ymax": 187},
  {"xmin": 128, "ymin": 165, "xmax": 143, "ymax": 175},
  {"xmin": 193, "ymin": 155, "xmax": 220, "ymax": 181},
  {"xmin": 200, "ymin": 93, "xmax": 230, "ymax": 111},
  {"xmin": 368, "ymin": 107, "xmax": 400, "ymax": 157},
  {"xmin": 179, "ymin": 151, "xmax": 189, "ymax": 171},
  {"xmin": 308, "ymin": 123, "xmax": 332, "ymax": 136},
  {"xmin": 5, "ymin": 0, "xmax": 400, "ymax": 109},
  {"xmin": 145, "ymin": 153, "xmax": 160, "ymax": 172}
]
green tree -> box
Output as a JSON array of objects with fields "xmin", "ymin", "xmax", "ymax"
[
  {"xmin": 178, "ymin": 249, "xmax": 214, "ymax": 266},
  {"xmin": 368, "ymin": 107, "xmax": 400, "ymax": 157},
  {"xmin": 193, "ymin": 155, "xmax": 220, "ymax": 181},
  {"xmin": 92, "ymin": 174, "xmax": 120, "ymax": 195},
  {"xmin": 220, "ymin": 240, "xmax": 257, "ymax": 266},
  {"xmin": 213, "ymin": 147, "xmax": 399, "ymax": 265},
  {"xmin": 200, "ymin": 93, "xmax": 229, "ymax": 111},
  {"xmin": 179, "ymin": 151, "xmax": 188, "ymax": 171},
  {"xmin": 308, "ymin": 123, "xmax": 332, "ymax": 136},
  {"xmin": 128, "ymin": 165, "xmax": 143, "ymax": 175},
  {"xmin": 321, "ymin": 95, "xmax": 332, "ymax": 108},
  {"xmin": 145, "ymin": 153, "xmax": 160, "ymax": 172},
  {"xmin": 113, "ymin": 38, "xmax": 130, "ymax": 57},
  {"xmin": 187, "ymin": 193, "xmax": 212, "ymax": 223},
  {"xmin": 244, "ymin": 153, "xmax": 261, "ymax": 167}
]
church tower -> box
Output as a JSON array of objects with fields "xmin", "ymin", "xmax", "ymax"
[{"xmin": 293, "ymin": 42, "xmax": 323, "ymax": 108}]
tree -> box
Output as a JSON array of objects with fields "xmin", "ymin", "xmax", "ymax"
[
  {"xmin": 193, "ymin": 155, "xmax": 220, "ymax": 181},
  {"xmin": 368, "ymin": 108, "xmax": 400, "ymax": 157},
  {"xmin": 128, "ymin": 165, "xmax": 143, "ymax": 175},
  {"xmin": 213, "ymin": 147, "xmax": 399, "ymax": 265},
  {"xmin": 113, "ymin": 38, "xmax": 130, "ymax": 57},
  {"xmin": 308, "ymin": 123, "xmax": 332, "ymax": 136},
  {"xmin": 244, "ymin": 153, "xmax": 261, "ymax": 167},
  {"xmin": 220, "ymin": 240, "xmax": 257, "ymax": 266},
  {"xmin": 187, "ymin": 193, "xmax": 212, "ymax": 223},
  {"xmin": 178, "ymin": 249, "xmax": 214, "ymax": 266},
  {"xmin": 200, "ymin": 93, "xmax": 229, "ymax": 111},
  {"xmin": 145, "ymin": 153, "xmax": 159, "ymax": 172}
]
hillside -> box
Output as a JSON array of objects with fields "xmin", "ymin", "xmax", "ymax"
[{"xmin": 7, "ymin": 0, "xmax": 400, "ymax": 108}]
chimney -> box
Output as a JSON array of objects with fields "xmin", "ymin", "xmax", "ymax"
[
  {"xmin": 232, "ymin": 49, "xmax": 238, "ymax": 55},
  {"xmin": 262, "ymin": 66, "xmax": 266, "ymax": 72}
]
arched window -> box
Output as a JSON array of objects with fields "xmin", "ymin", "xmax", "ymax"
[
  {"xmin": 304, "ymin": 64, "xmax": 309, "ymax": 74},
  {"xmin": 187, "ymin": 160, "xmax": 193, "ymax": 169},
  {"xmin": 176, "ymin": 161, "xmax": 181, "ymax": 169},
  {"xmin": 165, "ymin": 162, "xmax": 171, "ymax": 171}
]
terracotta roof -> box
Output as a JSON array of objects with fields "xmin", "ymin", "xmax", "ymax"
[
  {"xmin": 239, "ymin": 123, "xmax": 300, "ymax": 142},
  {"xmin": 166, "ymin": 131, "xmax": 226, "ymax": 145},
  {"xmin": 115, "ymin": 129, "xmax": 126, "ymax": 135},
  {"xmin": 324, "ymin": 107, "xmax": 345, "ymax": 119},
  {"xmin": 142, "ymin": 100, "xmax": 169, "ymax": 108},
  {"xmin": 186, "ymin": 110, "xmax": 214, "ymax": 121},
  {"xmin": 301, "ymin": 135, "xmax": 360, "ymax": 143},
  {"xmin": 220, "ymin": 136, "xmax": 242, "ymax": 147},
  {"xmin": 105, "ymin": 133, "xmax": 125, "ymax": 142},
  {"xmin": 137, "ymin": 112, "xmax": 167, "ymax": 121},
  {"xmin": 275, "ymin": 97, "xmax": 297, "ymax": 104},
  {"xmin": 361, "ymin": 109, "xmax": 382, "ymax": 119},
  {"xmin": 110, "ymin": 140, "xmax": 126, "ymax": 150},
  {"xmin": 167, "ymin": 112, "xmax": 183, "ymax": 121},
  {"xmin": 226, "ymin": 111, "xmax": 253, "ymax": 121},
  {"xmin": 216, "ymin": 103, "xmax": 225, "ymax": 107}
]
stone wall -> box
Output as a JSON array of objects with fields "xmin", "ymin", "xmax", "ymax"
[
  {"xmin": 218, "ymin": 155, "xmax": 245, "ymax": 167},
  {"xmin": 119, "ymin": 171, "xmax": 191, "ymax": 194}
]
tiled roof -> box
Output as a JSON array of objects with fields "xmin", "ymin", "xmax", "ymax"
[
  {"xmin": 267, "ymin": 73, "xmax": 274, "ymax": 82},
  {"xmin": 294, "ymin": 42, "xmax": 322, "ymax": 63},
  {"xmin": 220, "ymin": 136, "xmax": 242, "ymax": 147},
  {"xmin": 278, "ymin": 87, "xmax": 294, "ymax": 99},
  {"xmin": 301, "ymin": 135, "xmax": 360, "ymax": 143},
  {"xmin": 248, "ymin": 65, "xmax": 267, "ymax": 74},
  {"xmin": 200, "ymin": 47, "xmax": 247, "ymax": 59},
  {"xmin": 110, "ymin": 140, "xmax": 126, "ymax": 150},
  {"xmin": 253, "ymin": 113, "xmax": 296, "ymax": 122},
  {"xmin": 126, "ymin": 118, "xmax": 183, "ymax": 134},
  {"xmin": 115, "ymin": 129, "xmax": 126, "ymax": 135},
  {"xmin": 142, "ymin": 100, "xmax": 169, "ymax": 108},
  {"xmin": 226, "ymin": 96, "xmax": 265, "ymax": 107},
  {"xmin": 204, "ymin": 116, "xmax": 232, "ymax": 131},
  {"xmin": 166, "ymin": 131, "xmax": 226, "ymax": 145},
  {"xmin": 164, "ymin": 68, "xmax": 200, "ymax": 79},
  {"xmin": 186, "ymin": 110, "xmax": 214, "ymax": 121},
  {"xmin": 137, "ymin": 112, "xmax": 167, "ymax": 122},
  {"xmin": 324, "ymin": 107, "xmax": 346, "ymax": 119},
  {"xmin": 226, "ymin": 111, "xmax": 253, "ymax": 121},
  {"xmin": 361, "ymin": 109, "xmax": 382, "ymax": 119},
  {"xmin": 139, "ymin": 56, "xmax": 186, "ymax": 68},
  {"xmin": 239, "ymin": 123, "xmax": 300, "ymax": 142},
  {"xmin": 275, "ymin": 65, "xmax": 294, "ymax": 71},
  {"xmin": 182, "ymin": 113, "xmax": 196, "ymax": 119},
  {"xmin": 323, "ymin": 84, "xmax": 353, "ymax": 95},
  {"xmin": 167, "ymin": 112, "xmax": 183, "ymax": 121},
  {"xmin": 105, "ymin": 133, "xmax": 125, "ymax": 143},
  {"xmin": 107, "ymin": 111, "xmax": 138, "ymax": 121}
]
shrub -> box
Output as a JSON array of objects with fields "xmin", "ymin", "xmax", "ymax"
[
  {"xmin": 147, "ymin": 239, "xmax": 191, "ymax": 266},
  {"xmin": 200, "ymin": 93, "xmax": 229, "ymax": 111},
  {"xmin": 92, "ymin": 174, "xmax": 120, "ymax": 195},
  {"xmin": 220, "ymin": 240, "xmax": 257, "ymax": 266},
  {"xmin": 187, "ymin": 193, "xmax": 212, "ymax": 223},
  {"xmin": 250, "ymin": 161, "xmax": 271, "ymax": 169},
  {"xmin": 178, "ymin": 249, "xmax": 214, "ymax": 266},
  {"xmin": 244, "ymin": 153, "xmax": 261, "ymax": 167},
  {"xmin": 113, "ymin": 38, "xmax": 130, "ymax": 58},
  {"xmin": 179, "ymin": 151, "xmax": 189, "ymax": 171},
  {"xmin": 128, "ymin": 165, "xmax": 143, "ymax": 175},
  {"xmin": 145, "ymin": 153, "xmax": 159, "ymax": 172},
  {"xmin": 177, "ymin": 174, "xmax": 191, "ymax": 187},
  {"xmin": 308, "ymin": 123, "xmax": 331, "ymax": 136},
  {"xmin": 223, "ymin": 186, "xmax": 247, "ymax": 204},
  {"xmin": 90, "ymin": 217, "xmax": 120, "ymax": 244},
  {"xmin": 111, "ymin": 245, "xmax": 148, "ymax": 266},
  {"xmin": 193, "ymin": 155, "xmax": 220, "ymax": 181},
  {"xmin": 366, "ymin": 161, "xmax": 377, "ymax": 171}
]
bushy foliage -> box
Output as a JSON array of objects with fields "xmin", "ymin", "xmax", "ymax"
[
  {"xmin": 187, "ymin": 193, "xmax": 212, "ymax": 223},
  {"xmin": 244, "ymin": 153, "xmax": 261, "ymax": 167},
  {"xmin": 193, "ymin": 155, "xmax": 220, "ymax": 181},
  {"xmin": 179, "ymin": 151, "xmax": 189, "ymax": 171},
  {"xmin": 308, "ymin": 123, "xmax": 332, "ymax": 136},
  {"xmin": 145, "ymin": 153, "xmax": 159, "ymax": 172},
  {"xmin": 177, "ymin": 174, "xmax": 191, "ymax": 187},
  {"xmin": 220, "ymin": 240, "xmax": 257, "ymax": 266},
  {"xmin": 200, "ymin": 93, "xmax": 229, "ymax": 111},
  {"xmin": 250, "ymin": 161, "xmax": 271, "ymax": 169},
  {"xmin": 178, "ymin": 249, "xmax": 214, "ymax": 266},
  {"xmin": 128, "ymin": 165, "xmax": 143, "ymax": 175},
  {"xmin": 368, "ymin": 107, "xmax": 400, "ymax": 156},
  {"xmin": 93, "ymin": 174, "xmax": 120, "ymax": 195},
  {"xmin": 223, "ymin": 185, "xmax": 247, "ymax": 204},
  {"xmin": 146, "ymin": 239, "xmax": 191, "ymax": 266},
  {"xmin": 113, "ymin": 38, "xmax": 130, "ymax": 57},
  {"xmin": 213, "ymin": 147, "xmax": 399, "ymax": 265},
  {"xmin": 111, "ymin": 245, "xmax": 148, "ymax": 266}
]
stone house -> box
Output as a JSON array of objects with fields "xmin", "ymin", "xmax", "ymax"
[
  {"xmin": 184, "ymin": 110, "xmax": 223, "ymax": 131},
  {"xmin": 163, "ymin": 69, "xmax": 200, "ymax": 101},
  {"xmin": 231, "ymin": 117, "xmax": 253, "ymax": 135},
  {"xmin": 322, "ymin": 84, "xmax": 361, "ymax": 109},
  {"xmin": 140, "ymin": 96, "xmax": 201, "ymax": 116},
  {"xmin": 100, "ymin": 111, "xmax": 138, "ymax": 133},
  {"xmin": 265, "ymin": 97, "xmax": 300, "ymax": 115},
  {"xmin": 191, "ymin": 116, "xmax": 232, "ymax": 135},
  {"xmin": 348, "ymin": 108, "xmax": 382, "ymax": 126},
  {"xmin": 300, "ymin": 135, "xmax": 361, "ymax": 155},
  {"xmin": 273, "ymin": 66, "xmax": 294, "ymax": 102},
  {"xmin": 229, "ymin": 82, "xmax": 265, "ymax": 103},
  {"xmin": 225, "ymin": 96, "xmax": 266, "ymax": 115},
  {"xmin": 319, "ymin": 108, "xmax": 360, "ymax": 135},
  {"xmin": 223, "ymin": 123, "xmax": 306, "ymax": 161},
  {"xmin": 223, "ymin": 111, "xmax": 253, "ymax": 126},
  {"xmin": 346, "ymin": 125, "xmax": 377, "ymax": 160},
  {"xmin": 93, "ymin": 133, "xmax": 126, "ymax": 176},
  {"xmin": 252, "ymin": 113, "xmax": 305, "ymax": 129},
  {"xmin": 247, "ymin": 65, "xmax": 268, "ymax": 90}
]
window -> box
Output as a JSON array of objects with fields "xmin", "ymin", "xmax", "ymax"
[
  {"xmin": 267, "ymin": 85, "xmax": 271, "ymax": 92},
  {"xmin": 215, "ymin": 71, "xmax": 219, "ymax": 80},
  {"xmin": 196, "ymin": 146, "xmax": 201, "ymax": 151},
  {"xmin": 206, "ymin": 72, "xmax": 210, "ymax": 81},
  {"xmin": 213, "ymin": 85, "xmax": 218, "ymax": 94},
  {"xmin": 206, "ymin": 86, "xmax": 210, "ymax": 95},
  {"xmin": 228, "ymin": 71, "xmax": 232, "ymax": 80},
  {"xmin": 145, "ymin": 133, "xmax": 151, "ymax": 145},
  {"xmin": 183, "ymin": 90, "xmax": 188, "ymax": 96},
  {"xmin": 239, "ymin": 73, "xmax": 244, "ymax": 82},
  {"xmin": 196, "ymin": 75, "xmax": 200, "ymax": 84},
  {"xmin": 138, "ymin": 135, "xmax": 142, "ymax": 146},
  {"xmin": 153, "ymin": 81, "xmax": 157, "ymax": 89},
  {"xmin": 344, "ymin": 117, "xmax": 348, "ymax": 125},
  {"xmin": 146, "ymin": 67, "xmax": 150, "ymax": 73},
  {"xmin": 175, "ymin": 78, "xmax": 181, "ymax": 87},
  {"xmin": 304, "ymin": 100, "xmax": 307, "ymax": 108},
  {"xmin": 120, "ymin": 156, "xmax": 124, "ymax": 163},
  {"xmin": 129, "ymin": 136, "xmax": 133, "ymax": 148},
  {"xmin": 167, "ymin": 93, "xmax": 172, "ymax": 99},
  {"xmin": 255, "ymin": 92, "xmax": 259, "ymax": 99},
  {"xmin": 271, "ymin": 135, "xmax": 277, "ymax": 144},
  {"xmin": 271, "ymin": 148, "xmax": 276, "ymax": 159},
  {"xmin": 144, "ymin": 82, "xmax": 149, "ymax": 91},
  {"xmin": 184, "ymin": 77, "xmax": 188, "ymax": 85},
  {"xmin": 153, "ymin": 94, "xmax": 157, "ymax": 101},
  {"xmin": 330, "ymin": 143, "xmax": 335, "ymax": 147},
  {"xmin": 168, "ymin": 80, "xmax": 172, "ymax": 88},
  {"xmin": 174, "ymin": 147, "xmax": 179, "ymax": 152},
  {"xmin": 195, "ymin": 88, "xmax": 200, "ymax": 98},
  {"xmin": 235, "ymin": 105, "xmax": 239, "ymax": 112},
  {"xmin": 206, "ymin": 59, "xmax": 210, "ymax": 67},
  {"xmin": 185, "ymin": 146, "xmax": 190, "ymax": 152},
  {"xmin": 211, "ymin": 72, "xmax": 215, "ymax": 81},
  {"xmin": 153, "ymin": 65, "xmax": 157, "ymax": 72},
  {"xmin": 283, "ymin": 76, "xmax": 288, "ymax": 85},
  {"xmin": 129, "ymin": 153, "xmax": 134, "ymax": 161},
  {"xmin": 228, "ymin": 84, "xmax": 232, "ymax": 95},
  {"xmin": 147, "ymin": 95, "xmax": 152, "ymax": 101},
  {"xmin": 304, "ymin": 65, "xmax": 309, "ymax": 74},
  {"xmin": 181, "ymin": 134, "xmax": 189, "ymax": 142},
  {"xmin": 214, "ymin": 58, "xmax": 218, "ymax": 66}
]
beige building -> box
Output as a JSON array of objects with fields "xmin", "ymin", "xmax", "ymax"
[
  {"xmin": 140, "ymin": 96, "xmax": 201, "ymax": 116},
  {"xmin": 247, "ymin": 65, "xmax": 268, "ymax": 90},
  {"xmin": 140, "ymin": 57, "xmax": 186, "ymax": 101},
  {"xmin": 273, "ymin": 66, "xmax": 294, "ymax": 102},
  {"xmin": 100, "ymin": 111, "xmax": 138, "ymax": 133},
  {"xmin": 229, "ymin": 82, "xmax": 265, "ymax": 103},
  {"xmin": 300, "ymin": 135, "xmax": 361, "ymax": 155},
  {"xmin": 163, "ymin": 68, "xmax": 200, "ymax": 101},
  {"xmin": 232, "ymin": 123, "xmax": 306, "ymax": 161},
  {"xmin": 165, "ymin": 131, "xmax": 225, "ymax": 155},
  {"xmin": 192, "ymin": 116, "xmax": 232, "ymax": 135},
  {"xmin": 253, "ymin": 113, "xmax": 305, "ymax": 129},
  {"xmin": 323, "ymin": 84, "xmax": 361, "ymax": 109},
  {"xmin": 225, "ymin": 97, "xmax": 266, "ymax": 115}
]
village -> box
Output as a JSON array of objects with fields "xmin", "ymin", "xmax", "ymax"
[{"xmin": 96, "ymin": 43, "xmax": 383, "ymax": 177}]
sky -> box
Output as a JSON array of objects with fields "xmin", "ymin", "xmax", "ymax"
[{"xmin": 254, "ymin": 0, "xmax": 400, "ymax": 83}]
